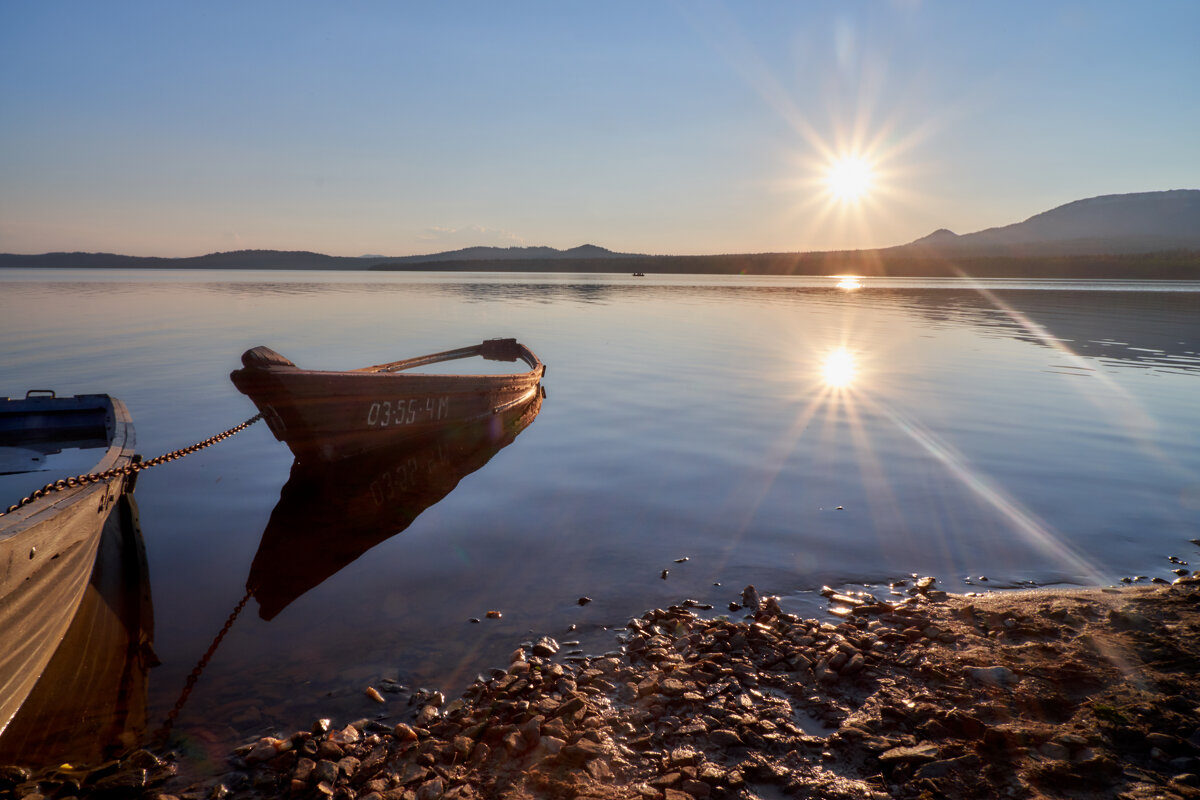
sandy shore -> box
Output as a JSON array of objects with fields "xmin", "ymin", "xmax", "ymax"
[{"xmin": 7, "ymin": 575, "xmax": 1200, "ymax": 800}]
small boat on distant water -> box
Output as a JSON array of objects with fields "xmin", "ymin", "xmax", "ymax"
[
  {"xmin": 230, "ymin": 338, "xmax": 545, "ymax": 464},
  {"xmin": 0, "ymin": 391, "xmax": 137, "ymax": 737}
]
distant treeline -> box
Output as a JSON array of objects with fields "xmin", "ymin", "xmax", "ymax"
[
  {"xmin": 0, "ymin": 250, "xmax": 366, "ymax": 270},
  {"xmin": 4, "ymin": 247, "xmax": 1198, "ymax": 279},
  {"xmin": 372, "ymin": 248, "xmax": 1200, "ymax": 279}
]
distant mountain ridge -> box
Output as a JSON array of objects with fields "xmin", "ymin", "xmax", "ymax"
[
  {"xmin": 0, "ymin": 249, "xmax": 366, "ymax": 270},
  {"xmin": 386, "ymin": 243, "xmax": 631, "ymax": 263},
  {"xmin": 0, "ymin": 244, "xmax": 633, "ymax": 270},
  {"xmin": 900, "ymin": 189, "xmax": 1200, "ymax": 255},
  {"xmin": 1, "ymin": 191, "xmax": 1197, "ymax": 276}
]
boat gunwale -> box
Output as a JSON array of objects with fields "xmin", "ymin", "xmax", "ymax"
[
  {"xmin": 353, "ymin": 340, "xmax": 544, "ymax": 378},
  {"xmin": 237, "ymin": 340, "xmax": 545, "ymax": 385}
]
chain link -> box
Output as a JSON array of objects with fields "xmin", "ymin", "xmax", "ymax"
[{"xmin": 1, "ymin": 413, "xmax": 263, "ymax": 517}]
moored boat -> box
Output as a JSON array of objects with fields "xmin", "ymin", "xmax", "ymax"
[
  {"xmin": 0, "ymin": 392, "xmax": 137, "ymax": 737},
  {"xmin": 0, "ymin": 491, "xmax": 154, "ymax": 767},
  {"xmin": 230, "ymin": 338, "xmax": 545, "ymax": 463}
]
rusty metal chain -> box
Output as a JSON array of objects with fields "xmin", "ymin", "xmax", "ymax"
[
  {"xmin": 1, "ymin": 412, "xmax": 263, "ymax": 517},
  {"xmin": 153, "ymin": 588, "xmax": 254, "ymax": 745}
]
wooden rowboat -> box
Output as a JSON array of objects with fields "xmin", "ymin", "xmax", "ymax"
[
  {"xmin": 0, "ymin": 392, "xmax": 137, "ymax": 737},
  {"xmin": 230, "ymin": 338, "xmax": 545, "ymax": 464},
  {"xmin": 0, "ymin": 492, "xmax": 154, "ymax": 768}
]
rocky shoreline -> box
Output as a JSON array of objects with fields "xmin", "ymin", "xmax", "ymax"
[{"xmin": 6, "ymin": 576, "xmax": 1200, "ymax": 800}]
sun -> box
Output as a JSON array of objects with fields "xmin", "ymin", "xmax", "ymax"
[{"xmin": 825, "ymin": 156, "xmax": 873, "ymax": 203}]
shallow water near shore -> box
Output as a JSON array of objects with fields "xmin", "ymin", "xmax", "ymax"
[{"xmin": 2, "ymin": 269, "xmax": 1199, "ymax": 775}]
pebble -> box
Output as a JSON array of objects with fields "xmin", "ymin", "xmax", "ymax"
[
  {"xmin": 245, "ymin": 737, "xmax": 283, "ymax": 764},
  {"xmin": 328, "ymin": 724, "xmax": 361, "ymax": 745},
  {"xmin": 879, "ymin": 743, "xmax": 940, "ymax": 764},
  {"xmin": 1040, "ymin": 741, "xmax": 1070, "ymax": 760}
]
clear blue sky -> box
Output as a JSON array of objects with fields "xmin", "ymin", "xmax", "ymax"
[{"xmin": 2, "ymin": 1, "xmax": 1197, "ymax": 257}]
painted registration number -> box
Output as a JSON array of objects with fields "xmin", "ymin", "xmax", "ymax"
[{"xmin": 366, "ymin": 396, "xmax": 450, "ymax": 428}]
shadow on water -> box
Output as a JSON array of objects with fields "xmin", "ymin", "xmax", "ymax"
[
  {"xmin": 0, "ymin": 493, "xmax": 156, "ymax": 770},
  {"xmin": 247, "ymin": 386, "xmax": 544, "ymax": 620}
]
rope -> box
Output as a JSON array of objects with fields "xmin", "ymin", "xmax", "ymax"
[{"xmin": 1, "ymin": 413, "xmax": 263, "ymax": 517}]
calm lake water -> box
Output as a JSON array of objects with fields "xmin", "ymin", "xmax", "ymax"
[{"xmin": 2, "ymin": 269, "xmax": 1199, "ymax": 775}]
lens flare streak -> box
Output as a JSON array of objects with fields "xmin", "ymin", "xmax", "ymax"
[{"xmin": 862, "ymin": 395, "xmax": 1109, "ymax": 585}]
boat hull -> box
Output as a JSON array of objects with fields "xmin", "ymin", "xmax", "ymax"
[
  {"xmin": 0, "ymin": 493, "xmax": 153, "ymax": 767},
  {"xmin": 0, "ymin": 394, "xmax": 136, "ymax": 737},
  {"xmin": 230, "ymin": 340, "xmax": 545, "ymax": 464}
]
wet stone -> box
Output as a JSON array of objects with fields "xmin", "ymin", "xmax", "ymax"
[
  {"xmin": 328, "ymin": 724, "xmax": 361, "ymax": 745},
  {"xmin": 316, "ymin": 740, "xmax": 345, "ymax": 760},
  {"xmin": 532, "ymin": 636, "xmax": 560, "ymax": 657},
  {"xmin": 293, "ymin": 756, "xmax": 315, "ymax": 782},
  {"xmin": 878, "ymin": 743, "xmax": 940, "ymax": 765},
  {"xmin": 964, "ymin": 665, "xmax": 1018, "ymax": 686},
  {"xmin": 416, "ymin": 777, "xmax": 444, "ymax": 800},
  {"xmin": 313, "ymin": 760, "xmax": 339, "ymax": 784},
  {"xmin": 669, "ymin": 747, "xmax": 701, "ymax": 766},
  {"xmin": 650, "ymin": 773, "xmax": 683, "ymax": 788},
  {"xmin": 914, "ymin": 754, "xmax": 981, "ymax": 780},
  {"xmin": 244, "ymin": 738, "xmax": 282, "ymax": 764},
  {"xmin": 585, "ymin": 759, "xmax": 613, "ymax": 781}
]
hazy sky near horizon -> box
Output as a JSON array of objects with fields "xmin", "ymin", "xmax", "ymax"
[{"xmin": 2, "ymin": 1, "xmax": 1198, "ymax": 258}]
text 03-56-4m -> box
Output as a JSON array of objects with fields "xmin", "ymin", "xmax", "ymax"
[{"xmin": 366, "ymin": 397, "xmax": 450, "ymax": 428}]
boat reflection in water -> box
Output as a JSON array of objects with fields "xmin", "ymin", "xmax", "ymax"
[
  {"xmin": 0, "ymin": 492, "xmax": 155, "ymax": 768},
  {"xmin": 247, "ymin": 385, "xmax": 544, "ymax": 620}
]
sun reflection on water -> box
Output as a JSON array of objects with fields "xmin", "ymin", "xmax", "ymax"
[
  {"xmin": 835, "ymin": 275, "xmax": 863, "ymax": 290},
  {"xmin": 821, "ymin": 348, "xmax": 857, "ymax": 389}
]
